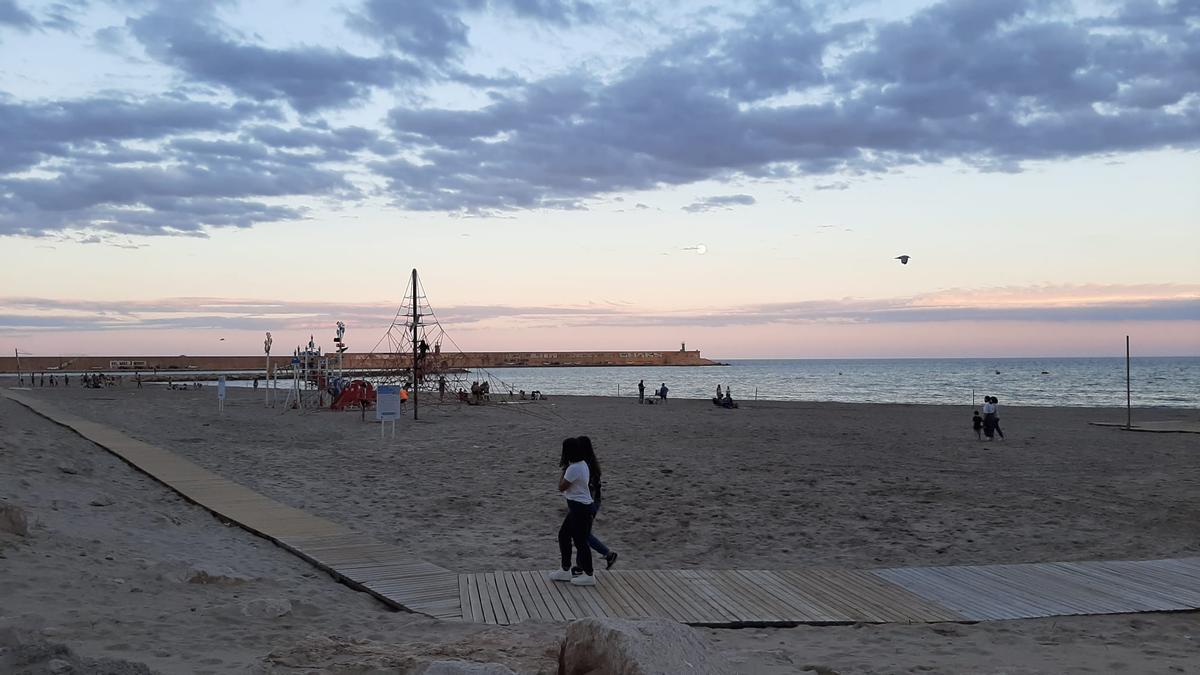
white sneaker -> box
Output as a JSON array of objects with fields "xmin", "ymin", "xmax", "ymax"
[
  {"xmin": 570, "ymin": 574, "xmax": 596, "ymax": 586},
  {"xmin": 548, "ymin": 569, "xmax": 573, "ymax": 582}
]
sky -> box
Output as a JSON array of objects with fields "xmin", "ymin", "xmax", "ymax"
[{"xmin": 0, "ymin": 0, "xmax": 1197, "ymax": 358}]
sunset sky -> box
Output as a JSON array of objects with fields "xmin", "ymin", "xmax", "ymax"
[{"xmin": 1, "ymin": 0, "xmax": 1197, "ymax": 358}]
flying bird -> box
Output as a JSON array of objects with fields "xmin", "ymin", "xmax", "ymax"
[
  {"xmin": 895, "ymin": 255, "xmax": 911, "ymax": 265},
  {"xmin": 219, "ymin": 338, "xmax": 225, "ymax": 341}
]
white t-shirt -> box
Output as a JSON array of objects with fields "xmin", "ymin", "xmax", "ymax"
[
  {"xmin": 562, "ymin": 461, "xmax": 593, "ymax": 504},
  {"xmin": 983, "ymin": 402, "xmax": 996, "ymax": 414}
]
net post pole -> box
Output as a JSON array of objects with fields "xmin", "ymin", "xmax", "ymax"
[
  {"xmin": 412, "ymin": 268, "xmax": 420, "ymax": 421},
  {"xmin": 1126, "ymin": 335, "xmax": 1131, "ymax": 431}
]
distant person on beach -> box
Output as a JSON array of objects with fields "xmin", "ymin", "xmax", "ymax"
[
  {"xmin": 574, "ymin": 436, "xmax": 619, "ymax": 571},
  {"xmin": 253, "ymin": 377, "xmax": 259, "ymax": 389},
  {"xmin": 658, "ymin": 383, "xmax": 668, "ymax": 403},
  {"xmin": 64, "ymin": 374, "xmax": 69, "ymax": 386},
  {"xmin": 637, "ymin": 379, "xmax": 645, "ymax": 403},
  {"xmin": 982, "ymin": 397, "xmax": 997, "ymax": 440},
  {"xmin": 990, "ymin": 397, "xmax": 1006, "ymax": 440},
  {"xmin": 438, "ymin": 375, "xmax": 447, "ymax": 401},
  {"xmin": 972, "ymin": 411, "xmax": 983, "ymax": 440},
  {"xmin": 135, "ymin": 372, "xmax": 142, "ymax": 389},
  {"xmin": 716, "ymin": 384, "xmax": 722, "ymax": 400},
  {"xmin": 400, "ymin": 386, "xmax": 409, "ymax": 413},
  {"xmin": 550, "ymin": 437, "xmax": 596, "ymax": 586}
]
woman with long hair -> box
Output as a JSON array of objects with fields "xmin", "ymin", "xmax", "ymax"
[
  {"xmin": 550, "ymin": 437, "xmax": 596, "ymax": 586},
  {"xmin": 576, "ymin": 436, "xmax": 618, "ymax": 570}
]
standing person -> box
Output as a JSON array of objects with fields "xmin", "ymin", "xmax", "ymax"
[
  {"xmin": 716, "ymin": 384, "xmax": 722, "ymax": 400},
  {"xmin": 991, "ymin": 397, "xmax": 1006, "ymax": 440},
  {"xmin": 135, "ymin": 372, "xmax": 142, "ymax": 389},
  {"xmin": 64, "ymin": 374, "xmax": 69, "ymax": 387},
  {"xmin": 400, "ymin": 385, "xmax": 409, "ymax": 413},
  {"xmin": 982, "ymin": 396, "xmax": 997, "ymax": 441},
  {"xmin": 575, "ymin": 436, "xmax": 619, "ymax": 571},
  {"xmin": 438, "ymin": 375, "xmax": 447, "ymax": 401},
  {"xmin": 972, "ymin": 410, "xmax": 983, "ymax": 440},
  {"xmin": 550, "ymin": 438, "xmax": 596, "ymax": 586},
  {"xmin": 637, "ymin": 379, "xmax": 645, "ymax": 403},
  {"xmin": 659, "ymin": 383, "xmax": 668, "ymax": 403}
]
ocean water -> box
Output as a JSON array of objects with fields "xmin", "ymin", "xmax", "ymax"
[
  {"xmin": 133, "ymin": 356, "xmax": 1198, "ymax": 408},
  {"xmin": 471, "ymin": 357, "xmax": 1200, "ymax": 408}
]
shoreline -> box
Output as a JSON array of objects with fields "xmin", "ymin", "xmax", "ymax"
[{"xmin": 6, "ymin": 378, "xmax": 1196, "ymax": 410}]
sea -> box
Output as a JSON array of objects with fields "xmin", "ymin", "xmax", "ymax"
[
  {"xmin": 474, "ymin": 357, "xmax": 1200, "ymax": 408},
  {"xmin": 107, "ymin": 356, "xmax": 1198, "ymax": 408}
]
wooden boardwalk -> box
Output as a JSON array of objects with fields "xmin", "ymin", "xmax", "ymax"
[
  {"xmin": 7, "ymin": 390, "xmax": 1200, "ymax": 627},
  {"xmin": 3, "ymin": 390, "xmax": 461, "ymax": 620}
]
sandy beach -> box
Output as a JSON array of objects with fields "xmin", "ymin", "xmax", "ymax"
[{"xmin": 3, "ymin": 384, "xmax": 1199, "ymax": 673}]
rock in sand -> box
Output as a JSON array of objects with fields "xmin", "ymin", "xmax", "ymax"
[{"xmin": 559, "ymin": 618, "xmax": 735, "ymax": 675}]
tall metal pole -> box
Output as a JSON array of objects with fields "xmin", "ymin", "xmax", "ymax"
[
  {"xmin": 412, "ymin": 268, "xmax": 420, "ymax": 421},
  {"xmin": 1126, "ymin": 335, "xmax": 1131, "ymax": 430}
]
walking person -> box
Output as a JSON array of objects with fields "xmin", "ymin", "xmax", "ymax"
[
  {"xmin": 972, "ymin": 410, "xmax": 983, "ymax": 440},
  {"xmin": 575, "ymin": 436, "xmax": 619, "ymax": 571},
  {"xmin": 982, "ymin": 396, "xmax": 997, "ymax": 441},
  {"xmin": 990, "ymin": 397, "xmax": 1006, "ymax": 440},
  {"xmin": 550, "ymin": 437, "xmax": 596, "ymax": 586}
]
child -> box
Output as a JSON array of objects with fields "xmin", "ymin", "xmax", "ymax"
[{"xmin": 972, "ymin": 411, "xmax": 983, "ymax": 440}]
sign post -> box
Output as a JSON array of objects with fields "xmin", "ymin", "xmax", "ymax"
[
  {"xmin": 217, "ymin": 375, "xmax": 227, "ymax": 413},
  {"xmin": 376, "ymin": 385, "xmax": 402, "ymax": 439}
]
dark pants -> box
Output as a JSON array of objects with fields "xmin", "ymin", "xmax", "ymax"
[
  {"xmin": 559, "ymin": 500, "xmax": 594, "ymax": 575},
  {"xmin": 588, "ymin": 499, "xmax": 610, "ymax": 556},
  {"xmin": 993, "ymin": 417, "xmax": 1005, "ymax": 439}
]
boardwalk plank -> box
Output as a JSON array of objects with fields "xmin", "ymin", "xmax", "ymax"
[
  {"xmin": 523, "ymin": 572, "xmax": 572, "ymax": 621},
  {"xmin": 514, "ymin": 571, "xmax": 557, "ymax": 621},
  {"xmin": 623, "ymin": 571, "xmax": 689, "ymax": 622}
]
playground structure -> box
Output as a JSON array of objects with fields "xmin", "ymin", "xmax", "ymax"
[
  {"xmin": 366, "ymin": 269, "xmax": 529, "ymax": 420},
  {"xmin": 263, "ymin": 268, "xmax": 537, "ymax": 419}
]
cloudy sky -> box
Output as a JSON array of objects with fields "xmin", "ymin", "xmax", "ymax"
[{"xmin": 1, "ymin": 0, "xmax": 1197, "ymax": 358}]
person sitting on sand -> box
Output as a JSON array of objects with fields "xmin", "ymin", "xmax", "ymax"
[
  {"xmin": 721, "ymin": 391, "xmax": 737, "ymax": 409},
  {"xmin": 550, "ymin": 437, "xmax": 597, "ymax": 587},
  {"xmin": 972, "ymin": 411, "xmax": 983, "ymax": 440}
]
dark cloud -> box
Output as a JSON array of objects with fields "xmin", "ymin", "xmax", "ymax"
[
  {"xmin": 681, "ymin": 194, "xmax": 756, "ymax": 213},
  {"xmin": 0, "ymin": 0, "xmax": 34, "ymax": 29},
  {"xmin": 813, "ymin": 181, "xmax": 849, "ymax": 191},
  {"xmin": 40, "ymin": 0, "xmax": 88, "ymax": 32},
  {"xmin": 0, "ymin": 94, "xmax": 273, "ymax": 174},
  {"xmin": 0, "ymin": 92, "xmax": 373, "ymax": 235},
  {"xmin": 346, "ymin": 0, "xmax": 598, "ymax": 65},
  {"xmin": 129, "ymin": 3, "xmax": 423, "ymax": 113},
  {"xmin": 377, "ymin": 0, "xmax": 1200, "ymax": 212}
]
